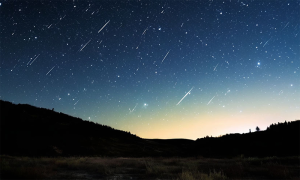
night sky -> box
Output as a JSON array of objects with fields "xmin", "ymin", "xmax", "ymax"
[{"xmin": 1, "ymin": 0, "xmax": 299, "ymax": 139}]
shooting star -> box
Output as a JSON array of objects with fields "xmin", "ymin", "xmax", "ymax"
[
  {"xmin": 176, "ymin": 87, "xmax": 194, "ymax": 105},
  {"xmin": 282, "ymin": 22, "xmax": 289, "ymax": 31},
  {"xmin": 98, "ymin": 20, "xmax": 110, "ymax": 33},
  {"xmin": 207, "ymin": 96, "xmax": 215, "ymax": 105},
  {"xmin": 74, "ymin": 100, "xmax": 79, "ymax": 106},
  {"xmin": 136, "ymin": 42, "xmax": 141, "ymax": 49},
  {"xmin": 27, "ymin": 59, "xmax": 32, "ymax": 66},
  {"xmin": 263, "ymin": 37, "xmax": 272, "ymax": 47},
  {"xmin": 46, "ymin": 66, "xmax": 55, "ymax": 75},
  {"xmin": 225, "ymin": 89, "xmax": 230, "ymax": 95},
  {"xmin": 11, "ymin": 63, "xmax": 17, "ymax": 71},
  {"xmin": 79, "ymin": 39, "xmax": 92, "ymax": 52},
  {"xmin": 129, "ymin": 103, "xmax": 138, "ymax": 113},
  {"xmin": 27, "ymin": 54, "xmax": 40, "ymax": 66},
  {"xmin": 161, "ymin": 50, "xmax": 170, "ymax": 63},
  {"xmin": 29, "ymin": 54, "xmax": 40, "ymax": 65},
  {"xmin": 142, "ymin": 27, "xmax": 148, "ymax": 35},
  {"xmin": 213, "ymin": 63, "xmax": 219, "ymax": 71}
]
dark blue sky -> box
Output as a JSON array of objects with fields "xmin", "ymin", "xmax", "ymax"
[{"xmin": 1, "ymin": 0, "xmax": 299, "ymax": 139}]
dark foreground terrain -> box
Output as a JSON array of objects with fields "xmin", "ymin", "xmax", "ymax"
[
  {"xmin": 0, "ymin": 100, "xmax": 196, "ymax": 157},
  {"xmin": 0, "ymin": 100, "xmax": 299, "ymax": 179},
  {"xmin": 1, "ymin": 100, "xmax": 299, "ymax": 158},
  {"xmin": 1, "ymin": 155, "xmax": 299, "ymax": 180}
]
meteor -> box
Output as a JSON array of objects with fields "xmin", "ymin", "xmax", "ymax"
[
  {"xmin": 74, "ymin": 100, "xmax": 79, "ymax": 106},
  {"xmin": 27, "ymin": 54, "xmax": 40, "ymax": 66},
  {"xmin": 207, "ymin": 96, "xmax": 215, "ymax": 105},
  {"xmin": 129, "ymin": 103, "xmax": 138, "ymax": 113},
  {"xmin": 79, "ymin": 39, "xmax": 91, "ymax": 52},
  {"xmin": 213, "ymin": 63, "xmax": 219, "ymax": 71},
  {"xmin": 29, "ymin": 54, "xmax": 40, "ymax": 65},
  {"xmin": 98, "ymin": 20, "xmax": 110, "ymax": 33},
  {"xmin": 142, "ymin": 27, "xmax": 148, "ymax": 35},
  {"xmin": 46, "ymin": 66, "xmax": 55, "ymax": 75},
  {"xmin": 176, "ymin": 87, "xmax": 194, "ymax": 105},
  {"xmin": 263, "ymin": 37, "xmax": 272, "ymax": 47},
  {"xmin": 161, "ymin": 50, "xmax": 170, "ymax": 64}
]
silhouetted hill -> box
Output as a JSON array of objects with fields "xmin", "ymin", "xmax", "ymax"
[
  {"xmin": 0, "ymin": 100, "xmax": 144, "ymax": 156},
  {"xmin": 0, "ymin": 100, "xmax": 194, "ymax": 157},
  {"xmin": 0, "ymin": 100, "xmax": 299, "ymax": 157},
  {"xmin": 196, "ymin": 120, "xmax": 300, "ymax": 157}
]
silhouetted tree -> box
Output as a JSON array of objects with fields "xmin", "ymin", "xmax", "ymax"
[{"xmin": 256, "ymin": 126, "xmax": 260, "ymax": 131}]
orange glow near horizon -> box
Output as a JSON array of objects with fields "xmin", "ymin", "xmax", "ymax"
[
  {"xmin": 106, "ymin": 96, "xmax": 299, "ymax": 140},
  {"xmin": 127, "ymin": 115, "xmax": 299, "ymax": 140}
]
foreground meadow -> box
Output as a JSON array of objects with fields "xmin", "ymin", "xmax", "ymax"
[{"xmin": 0, "ymin": 155, "xmax": 299, "ymax": 180}]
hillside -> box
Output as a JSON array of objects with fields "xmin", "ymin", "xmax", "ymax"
[
  {"xmin": 0, "ymin": 100, "xmax": 194, "ymax": 157},
  {"xmin": 196, "ymin": 120, "xmax": 300, "ymax": 157},
  {"xmin": 0, "ymin": 100, "xmax": 299, "ymax": 157}
]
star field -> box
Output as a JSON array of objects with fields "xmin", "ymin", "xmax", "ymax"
[{"xmin": 0, "ymin": 0, "xmax": 299, "ymax": 139}]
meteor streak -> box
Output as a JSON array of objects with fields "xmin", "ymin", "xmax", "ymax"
[
  {"xmin": 207, "ymin": 96, "xmax": 215, "ymax": 105},
  {"xmin": 142, "ymin": 27, "xmax": 148, "ymax": 35},
  {"xmin": 129, "ymin": 103, "xmax": 138, "ymax": 113},
  {"xmin": 263, "ymin": 37, "xmax": 272, "ymax": 47},
  {"xmin": 282, "ymin": 22, "xmax": 289, "ymax": 31},
  {"xmin": 46, "ymin": 66, "xmax": 55, "ymax": 75},
  {"xmin": 161, "ymin": 50, "xmax": 170, "ymax": 63},
  {"xmin": 29, "ymin": 54, "xmax": 40, "ymax": 65},
  {"xmin": 213, "ymin": 63, "xmax": 219, "ymax": 71},
  {"xmin": 176, "ymin": 87, "xmax": 194, "ymax": 105},
  {"xmin": 98, "ymin": 20, "xmax": 110, "ymax": 33},
  {"xmin": 27, "ymin": 54, "xmax": 40, "ymax": 65},
  {"xmin": 79, "ymin": 39, "xmax": 92, "ymax": 52},
  {"xmin": 74, "ymin": 100, "xmax": 79, "ymax": 106}
]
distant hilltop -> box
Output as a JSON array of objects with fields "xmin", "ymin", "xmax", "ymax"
[
  {"xmin": 0, "ymin": 100, "xmax": 299, "ymax": 157},
  {"xmin": 196, "ymin": 120, "xmax": 300, "ymax": 157}
]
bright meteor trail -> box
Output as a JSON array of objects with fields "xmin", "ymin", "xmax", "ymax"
[
  {"xmin": 176, "ymin": 87, "xmax": 194, "ymax": 105},
  {"xmin": 98, "ymin": 20, "xmax": 110, "ymax": 33},
  {"xmin": 161, "ymin": 50, "xmax": 170, "ymax": 64}
]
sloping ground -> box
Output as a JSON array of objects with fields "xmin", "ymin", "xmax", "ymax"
[
  {"xmin": 0, "ymin": 100, "xmax": 195, "ymax": 157},
  {"xmin": 0, "ymin": 100, "xmax": 142, "ymax": 156},
  {"xmin": 196, "ymin": 120, "xmax": 300, "ymax": 157},
  {"xmin": 0, "ymin": 100, "xmax": 299, "ymax": 158}
]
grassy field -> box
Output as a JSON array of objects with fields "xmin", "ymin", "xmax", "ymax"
[{"xmin": 0, "ymin": 155, "xmax": 299, "ymax": 179}]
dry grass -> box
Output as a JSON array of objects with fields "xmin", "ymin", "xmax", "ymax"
[
  {"xmin": 0, "ymin": 156, "xmax": 55, "ymax": 179},
  {"xmin": 0, "ymin": 155, "xmax": 299, "ymax": 179}
]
